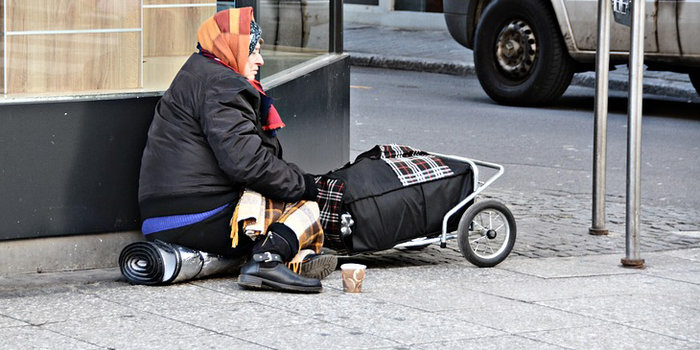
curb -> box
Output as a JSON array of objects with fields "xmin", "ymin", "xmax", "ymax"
[
  {"xmin": 349, "ymin": 53, "xmax": 475, "ymax": 76},
  {"xmin": 571, "ymin": 73, "xmax": 698, "ymax": 100},
  {"xmin": 349, "ymin": 53, "xmax": 698, "ymax": 100}
]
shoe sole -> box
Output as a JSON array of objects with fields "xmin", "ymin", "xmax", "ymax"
[
  {"xmin": 238, "ymin": 274, "xmax": 322, "ymax": 293},
  {"xmin": 300, "ymin": 254, "xmax": 338, "ymax": 280}
]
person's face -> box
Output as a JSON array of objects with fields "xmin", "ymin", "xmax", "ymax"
[{"xmin": 244, "ymin": 42, "xmax": 264, "ymax": 80}]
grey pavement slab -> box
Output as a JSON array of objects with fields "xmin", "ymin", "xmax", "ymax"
[
  {"xmin": 0, "ymin": 291, "xmax": 135, "ymax": 325},
  {"xmin": 638, "ymin": 253, "xmax": 700, "ymax": 285},
  {"xmin": 0, "ymin": 268, "xmax": 123, "ymax": 297},
  {"xmin": 520, "ymin": 323, "xmax": 697, "ymax": 350},
  {"xmin": 645, "ymin": 270, "xmax": 700, "ymax": 285},
  {"xmin": 495, "ymin": 254, "xmax": 638, "ymax": 278},
  {"xmin": 440, "ymin": 300, "xmax": 610, "ymax": 334},
  {"xmin": 42, "ymin": 313, "xmax": 212, "ymax": 349},
  {"xmin": 537, "ymin": 293, "xmax": 698, "ymax": 324},
  {"xmin": 0, "ymin": 315, "xmax": 26, "ymax": 327},
  {"xmin": 321, "ymin": 299, "xmax": 503, "ymax": 345},
  {"xmin": 205, "ymin": 274, "xmax": 506, "ymax": 346},
  {"xmin": 1, "ymin": 249, "xmax": 698, "ymax": 349},
  {"xmin": 413, "ymin": 334, "xmax": 568, "ymax": 350},
  {"xmin": 628, "ymin": 314, "xmax": 700, "ymax": 343},
  {"xmin": 236, "ymin": 322, "xmax": 402, "ymax": 350},
  {"xmin": 0, "ymin": 326, "xmax": 101, "ymax": 350},
  {"xmin": 91, "ymin": 285, "xmax": 320, "ymax": 334},
  {"xmin": 157, "ymin": 334, "xmax": 270, "ymax": 349},
  {"xmin": 663, "ymin": 248, "xmax": 700, "ymax": 261},
  {"xmin": 91, "ymin": 282, "xmax": 247, "ymax": 313},
  {"xmin": 462, "ymin": 268, "xmax": 700, "ymax": 303},
  {"xmin": 365, "ymin": 279, "xmax": 518, "ymax": 313}
]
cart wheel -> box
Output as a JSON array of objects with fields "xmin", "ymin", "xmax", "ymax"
[{"xmin": 458, "ymin": 200, "xmax": 516, "ymax": 267}]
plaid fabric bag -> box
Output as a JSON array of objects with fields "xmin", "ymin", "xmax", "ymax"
[{"xmin": 316, "ymin": 144, "xmax": 473, "ymax": 254}]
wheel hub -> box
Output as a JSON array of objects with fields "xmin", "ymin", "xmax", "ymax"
[
  {"xmin": 486, "ymin": 229, "xmax": 498, "ymax": 239},
  {"xmin": 495, "ymin": 20, "xmax": 537, "ymax": 80},
  {"xmin": 502, "ymin": 40, "xmax": 520, "ymax": 58}
]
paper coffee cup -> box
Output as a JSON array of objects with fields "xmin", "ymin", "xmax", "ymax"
[{"xmin": 340, "ymin": 263, "xmax": 366, "ymax": 293}]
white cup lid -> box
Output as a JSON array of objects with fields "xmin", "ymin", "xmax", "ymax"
[{"xmin": 340, "ymin": 263, "xmax": 366, "ymax": 270}]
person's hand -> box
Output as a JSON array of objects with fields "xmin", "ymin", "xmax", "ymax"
[{"xmin": 302, "ymin": 174, "xmax": 319, "ymax": 201}]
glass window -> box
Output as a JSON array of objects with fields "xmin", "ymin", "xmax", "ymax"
[
  {"xmin": 1, "ymin": 1, "xmax": 143, "ymax": 96},
  {"xmin": 143, "ymin": 0, "xmax": 219, "ymax": 91},
  {"xmin": 256, "ymin": 0, "xmax": 330, "ymax": 79},
  {"xmin": 0, "ymin": 0, "xmax": 331, "ymax": 98}
]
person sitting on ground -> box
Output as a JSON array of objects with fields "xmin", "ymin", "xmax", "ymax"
[{"xmin": 137, "ymin": 7, "xmax": 335, "ymax": 293}]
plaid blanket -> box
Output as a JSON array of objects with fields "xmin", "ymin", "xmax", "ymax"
[
  {"xmin": 375, "ymin": 144, "xmax": 424, "ymax": 158},
  {"xmin": 376, "ymin": 144, "xmax": 454, "ymax": 186},
  {"xmin": 230, "ymin": 190, "xmax": 324, "ymax": 267},
  {"xmin": 314, "ymin": 176, "xmax": 347, "ymax": 252}
]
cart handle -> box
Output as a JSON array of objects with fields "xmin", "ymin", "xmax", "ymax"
[{"xmin": 430, "ymin": 153, "xmax": 505, "ymax": 247}]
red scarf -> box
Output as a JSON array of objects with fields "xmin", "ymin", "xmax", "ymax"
[{"xmin": 248, "ymin": 79, "xmax": 285, "ymax": 131}]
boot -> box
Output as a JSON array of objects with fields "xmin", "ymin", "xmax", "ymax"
[
  {"xmin": 238, "ymin": 252, "xmax": 322, "ymax": 293},
  {"xmin": 296, "ymin": 251, "xmax": 337, "ymax": 280}
]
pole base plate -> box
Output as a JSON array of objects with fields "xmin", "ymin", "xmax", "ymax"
[
  {"xmin": 621, "ymin": 258, "xmax": 645, "ymax": 268},
  {"xmin": 589, "ymin": 228, "xmax": 609, "ymax": 236}
]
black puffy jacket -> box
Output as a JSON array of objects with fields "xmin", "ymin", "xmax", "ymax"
[{"xmin": 138, "ymin": 53, "xmax": 315, "ymax": 219}]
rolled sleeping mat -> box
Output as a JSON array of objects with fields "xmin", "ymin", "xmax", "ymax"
[{"xmin": 119, "ymin": 240, "xmax": 243, "ymax": 285}]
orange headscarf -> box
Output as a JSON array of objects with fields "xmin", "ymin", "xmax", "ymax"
[
  {"xmin": 197, "ymin": 7, "xmax": 254, "ymax": 74},
  {"xmin": 197, "ymin": 7, "xmax": 285, "ymax": 132}
]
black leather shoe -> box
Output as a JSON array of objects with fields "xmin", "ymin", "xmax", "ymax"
[{"xmin": 238, "ymin": 252, "xmax": 322, "ymax": 293}]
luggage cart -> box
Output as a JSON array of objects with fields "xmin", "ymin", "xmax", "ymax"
[{"xmin": 393, "ymin": 153, "xmax": 516, "ymax": 267}]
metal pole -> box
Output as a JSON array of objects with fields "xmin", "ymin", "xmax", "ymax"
[
  {"xmin": 590, "ymin": 0, "xmax": 612, "ymax": 236},
  {"xmin": 622, "ymin": 0, "xmax": 645, "ymax": 268},
  {"xmin": 329, "ymin": 0, "xmax": 344, "ymax": 54}
]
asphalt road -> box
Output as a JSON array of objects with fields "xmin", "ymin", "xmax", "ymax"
[{"xmin": 349, "ymin": 67, "xmax": 700, "ymax": 210}]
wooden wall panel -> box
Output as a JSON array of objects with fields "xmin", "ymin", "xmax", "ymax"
[
  {"xmin": 6, "ymin": 32, "xmax": 141, "ymax": 94},
  {"xmin": 6, "ymin": 0, "xmax": 140, "ymax": 31},
  {"xmin": 144, "ymin": 6, "xmax": 216, "ymax": 56},
  {"xmin": 144, "ymin": 0, "xmax": 216, "ymax": 5},
  {"xmin": 143, "ymin": 56, "xmax": 190, "ymax": 90},
  {"xmin": 1, "ymin": 34, "xmax": 4, "ymax": 94}
]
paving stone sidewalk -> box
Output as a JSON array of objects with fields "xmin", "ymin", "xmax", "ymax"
[
  {"xmin": 1, "ymin": 249, "xmax": 698, "ymax": 350},
  {"xmin": 340, "ymin": 187, "xmax": 700, "ymax": 269}
]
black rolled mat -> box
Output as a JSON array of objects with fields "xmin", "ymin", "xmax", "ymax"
[
  {"xmin": 119, "ymin": 241, "xmax": 244, "ymax": 285},
  {"xmin": 119, "ymin": 241, "xmax": 171, "ymax": 285}
]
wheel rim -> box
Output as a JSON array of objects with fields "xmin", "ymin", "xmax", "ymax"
[
  {"xmin": 467, "ymin": 208, "xmax": 511, "ymax": 259},
  {"xmin": 495, "ymin": 19, "xmax": 537, "ymax": 80}
]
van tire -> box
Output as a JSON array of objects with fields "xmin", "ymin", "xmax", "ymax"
[{"xmin": 474, "ymin": 0, "xmax": 574, "ymax": 105}]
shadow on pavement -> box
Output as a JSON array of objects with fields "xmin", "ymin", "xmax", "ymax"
[{"xmin": 551, "ymin": 94, "xmax": 700, "ymax": 120}]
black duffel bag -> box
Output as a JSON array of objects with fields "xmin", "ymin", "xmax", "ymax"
[{"xmin": 315, "ymin": 145, "xmax": 473, "ymax": 254}]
